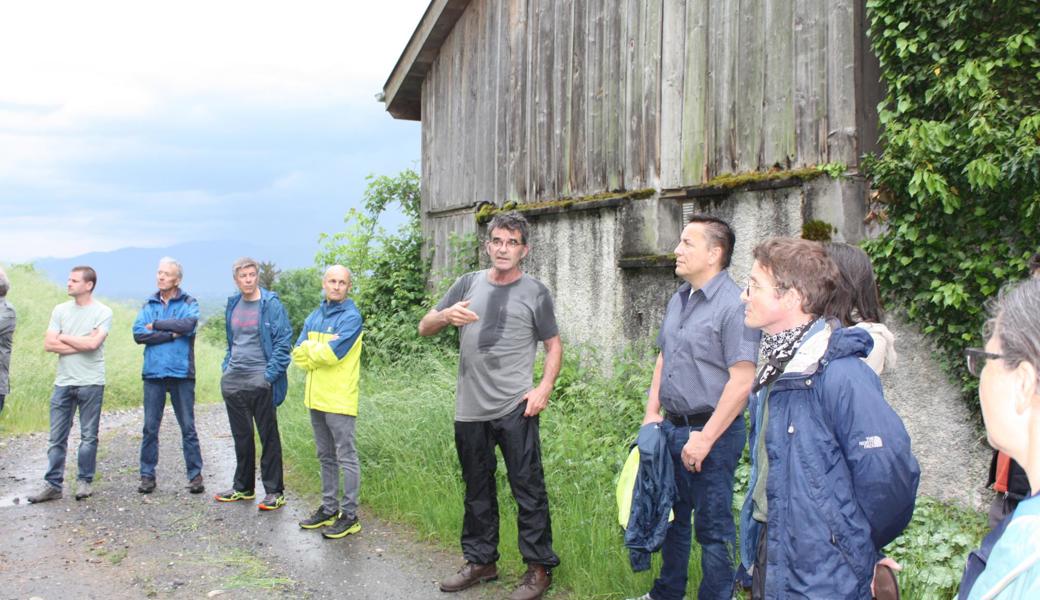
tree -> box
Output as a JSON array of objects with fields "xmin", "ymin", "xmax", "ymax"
[
  {"xmin": 272, "ymin": 267, "xmax": 322, "ymax": 337},
  {"xmin": 317, "ymin": 169, "xmax": 434, "ymax": 363},
  {"xmin": 258, "ymin": 261, "xmax": 281, "ymax": 290}
]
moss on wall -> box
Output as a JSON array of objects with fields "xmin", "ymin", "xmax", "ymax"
[{"xmin": 475, "ymin": 188, "xmax": 657, "ymax": 224}]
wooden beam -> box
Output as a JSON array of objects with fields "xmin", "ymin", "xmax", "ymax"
[{"xmin": 383, "ymin": 0, "xmax": 473, "ymax": 121}]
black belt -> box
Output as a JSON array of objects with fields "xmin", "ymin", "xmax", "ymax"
[{"xmin": 665, "ymin": 411, "xmax": 713, "ymax": 427}]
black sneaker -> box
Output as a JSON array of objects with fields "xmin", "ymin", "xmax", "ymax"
[
  {"xmin": 138, "ymin": 477, "xmax": 156, "ymax": 494},
  {"xmin": 322, "ymin": 514, "xmax": 361, "ymax": 539},
  {"xmin": 214, "ymin": 489, "xmax": 255, "ymax": 502},
  {"xmin": 188, "ymin": 475, "xmax": 205, "ymax": 494},
  {"xmin": 258, "ymin": 493, "xmax": 286, "ymax": 511},
  {"xmin": 299, "ymin": 506, "xmax": 339, "ymax": 529}
]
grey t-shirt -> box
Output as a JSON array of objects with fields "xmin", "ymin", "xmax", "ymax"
[
  {"xmin": 48, "ymin": 300, "xmax": 113, "ymax": 386},
  {"xmin": 436, "ymin": 270, "xmax": 559, "ymax": 422},
  {"xmin": 227, "ymin": 299, "xmax": 266, "ymax": 373}
]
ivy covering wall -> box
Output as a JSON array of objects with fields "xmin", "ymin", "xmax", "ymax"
[{"xmin": 864, "ymin": 0, "xmax": 1040, "ymax": 403}]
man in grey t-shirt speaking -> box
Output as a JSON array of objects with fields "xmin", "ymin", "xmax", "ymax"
[
  {"xmin": 419, "ymin": 211, "xmax": 563, "ymax": 600},
  {"xmin": 29, "ymin": 266, "xmax": 113, "ymax": 503}
]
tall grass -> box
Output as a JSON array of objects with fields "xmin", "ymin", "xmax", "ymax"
[
  {"xmin": 280, "ymin": 345, "xmax": 700, "ymax": 598},
  {"xmin": 0, "ymin": 264, "xmax": 226, "ymax": 435},
  {"xmin": 279, "ymin": 343, "xmax": 990, "ymax": 599}
]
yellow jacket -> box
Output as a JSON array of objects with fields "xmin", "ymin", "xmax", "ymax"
[{"xmin": 292, "ymin": 330, "xmax": 363, "ymax": 416}]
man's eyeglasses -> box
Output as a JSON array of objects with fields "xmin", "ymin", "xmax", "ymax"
[
  {"xmin": 964, "ymin": 347, "xmax": 1004, "ymax": 377},
  {"xmin": 487, "ymin": 238, "xmax": 523, "ymax": 249},
  {"xmin": 745, "ymin": 279, "xmax": 785, "ymax": 296}
]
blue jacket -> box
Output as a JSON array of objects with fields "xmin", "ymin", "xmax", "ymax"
[
  {"xmin": 964, "ymin": 493, "xmax": 1040, "ymax": 599},
  {"xmin": 223, "ymin": 288, "xmax": 293, "ymax": 406},
  {"xmin": 625, "ymin": 421, "xmax": 676, "ymax": 572},
  {"xmin": 133, "ymin": 290, "xmax": 199, "ymax": 379},
  {"xmin": 740, "ymin": 321, "xmax": 920, "ymax": 599}
]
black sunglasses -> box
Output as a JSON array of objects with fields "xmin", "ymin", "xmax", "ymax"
[{"xmin": 963, "ymin": 347, "xmax": 1004, "ymax": 377}]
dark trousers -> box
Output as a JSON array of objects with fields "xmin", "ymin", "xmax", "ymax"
[
  {"xmin": 752, "ymin": 521, "xmax": 767, "ymax": 600},
  {"xmin": 453, "ymin": 402, "xmax": 560, "ymax": 568},
  {"xmin": 652, "ymin": 417, "xmax": 745, "ymax": 600},
  {"xmin": 221, "ymin": 371, "xmax": 283, "ymax": 494}
]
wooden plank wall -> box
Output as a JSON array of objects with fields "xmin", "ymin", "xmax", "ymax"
[{"xmin": 420, "ymin": 0, "xmax": 865, "ymax": 211}]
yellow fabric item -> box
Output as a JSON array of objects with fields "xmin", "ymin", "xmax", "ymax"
[
  {"xmin": 291, "ymin": 332, "xmax": 363, "ymax": 416},
  {"xmin": 615, "ymin": 444, "xmax": 674, "ymax": 529},
  {"xmin": 617, "ymin": 445, "xmax": 640, "ymax": 529}
]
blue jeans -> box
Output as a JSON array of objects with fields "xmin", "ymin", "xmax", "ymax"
[
  {"xmin": 0, "ymin": 393, "xmax": 5, "ymax": 415},
  {"xmin": 651, "ymin": 416, "xmax": 746, "ymax": 600},
  {"xmin": 140, "ymin": 378, "xmax": 203, "ymax": 481},
  {"xmin": 45, "ymin": 385, "xmax": 104, "ymax": 488}
]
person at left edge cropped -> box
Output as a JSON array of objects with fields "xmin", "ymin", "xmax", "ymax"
[
  {"xmin": 215, "ymin": 257, "xmax": 292, "ymax": 511},
  {"xmin": 0, "ymin": 266, "xmax": 16, "ymax": 417},
  {"xmin": 132, "ymin": 257, "xmax": 204, "ymax": 495},
  {"xmin": 292, "ymin": 265, "xmax": 364, "ymax": 540}
]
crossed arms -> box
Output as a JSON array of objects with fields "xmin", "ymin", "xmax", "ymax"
[{"xmin": 45, "ymin": 327, "xmax": 108, "ymax": 355}]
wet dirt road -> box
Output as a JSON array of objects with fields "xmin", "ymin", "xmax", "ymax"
[{"xmin": 0, "ymin": 404, "xmax": 509, "ymax": 599}]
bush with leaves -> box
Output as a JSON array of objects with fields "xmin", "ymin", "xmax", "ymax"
[
  {"xmin": 271, "ymin": 267, "xmax": 322, "ymax": 337},
  {"xmin": 864, "ymin": 0, "xmax": 1040, "ymax": 406},
  {"xmin": 316, "ymin": 170, "xmax": 470, "ymax": 364}
]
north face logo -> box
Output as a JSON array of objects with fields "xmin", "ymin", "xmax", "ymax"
[{"xmin": 858, "ymin": 436, "xmax": 883, "ymax": 449}]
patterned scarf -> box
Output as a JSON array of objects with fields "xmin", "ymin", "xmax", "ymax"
[{"xmin": 753, "ymin": 319, "xmax": 815, "ymax": 392}]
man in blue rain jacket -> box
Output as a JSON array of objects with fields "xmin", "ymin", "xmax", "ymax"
[
  {"xmin": 740, "ymin": 238, "xmax": 920, "ymax": 599},
  {"xmin": 132, "ymin": 257, "xmax": 204, "ymax": 495}
]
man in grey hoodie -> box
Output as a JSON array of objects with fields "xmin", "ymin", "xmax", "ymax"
[{"xmin": 0, "ymin": 266, "xmax": 15, "ymax": 416}]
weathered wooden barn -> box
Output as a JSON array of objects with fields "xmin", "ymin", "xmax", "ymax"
[
  {"xmin": 381, "ymin": 0, "xmax": 994, "ymax": 506},
  {"xmin": 383, "ymin": 0, "xmax": 880, "ymax": 355}
]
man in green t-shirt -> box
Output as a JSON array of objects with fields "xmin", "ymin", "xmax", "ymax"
[{"xmin": 28, "ymin": 266, "xmax": 113, "ymax": 503}]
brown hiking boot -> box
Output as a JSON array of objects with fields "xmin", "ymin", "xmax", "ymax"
[
  {"xmin": 439, "ymin": 561, "xmax": 498, "ymax": 592},
  {"xmin": 508, "ymin": 564, "xmax": 551, "ymax": 600}
]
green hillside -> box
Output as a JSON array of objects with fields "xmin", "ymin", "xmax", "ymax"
[{"xmin": 0, "ymin": 264, "xmax": 226, "ymax": 435}]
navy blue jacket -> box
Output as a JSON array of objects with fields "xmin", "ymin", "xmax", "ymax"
[
  {"xmin": 625, "ymin": 421, "xmax": 676, "ymax": 572},
  {"xmin": 740, "ymin": 321, "xmax": 920, "ymax": 599},
  {"xmin": 223, "ymin": 288, "xmax": 293, "ymax": 406},
  {"xmin": 133, "ymin": 290, "xmax": 199, "ymax": 379}
]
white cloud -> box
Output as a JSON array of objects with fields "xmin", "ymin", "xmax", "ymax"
[{"xmin": 0, "ymin": 1, "xmax": 429, "ymax": 262}]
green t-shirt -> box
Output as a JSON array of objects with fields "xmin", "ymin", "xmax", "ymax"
[{"xmin": 48, "ymin": 299, "xmax": 113, "ymax": 386}]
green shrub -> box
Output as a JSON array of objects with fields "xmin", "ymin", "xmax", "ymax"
[
  {"xmin": 316, "ymin": 170, "xmax": 474, "ymax": 365},
  {"xmin": 801, "ymin": 219, "xmax": 836, "ymax": 242},
  {"xmin": 270, "ymin": 267, "xmax": 322, "ymax": 336},
  {"xmin": 864, "ymin": 0, "xmax": 1040, "ymax": 408}
]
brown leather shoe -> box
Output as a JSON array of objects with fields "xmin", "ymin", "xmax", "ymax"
[
  {"xmin": 508, "ymin": 564, "xmax": 551, "ymax": 600},
  {"xmin": 439, "ymin": 561, "xmax": 498, "ymax": 592}
]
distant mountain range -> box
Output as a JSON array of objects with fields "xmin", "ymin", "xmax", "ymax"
[{"xmin": 33, "ymin": 240, "xmax": 318, "ymax": 314}]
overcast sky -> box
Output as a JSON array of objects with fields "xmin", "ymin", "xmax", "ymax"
[{"xmin": 0, "ymin": 0, "xmax": 429, "ymax": 262}]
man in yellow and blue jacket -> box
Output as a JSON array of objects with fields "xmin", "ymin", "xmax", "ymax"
[{"xmin": 291, "ymin": 265, "xmax": 364, "ymax": 539}]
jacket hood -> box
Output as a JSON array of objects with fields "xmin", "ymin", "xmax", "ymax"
[
  {"xmin": 784, "ymin": 319, "xmax": 874, "ymax": 377},
  {"xmin": 147, "ymin": 289, "xmax": 191, "ymax": 304},
  {"xmin": 823, "ymin": 324, "xmax": 874, "ymax": 362},
  {"xmin": 226, "ymin": 287, "xmax": 279, "ymax": 304},
  {"xmin": 321, "ymin": 298, "xmax": 354, "ymax": 317}
]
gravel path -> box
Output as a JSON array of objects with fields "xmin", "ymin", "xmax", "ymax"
[{"xmin": 0, "ymin": 403, "xmax": 512, "ymax": 599}]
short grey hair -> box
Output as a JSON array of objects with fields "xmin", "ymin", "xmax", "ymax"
[
  {"xmin": 487, "ymin": 211, "xmax": 530, "ymax": 245},
  {"xmin": 232, "ymin": 257, "xmax": 259, "ymax": 277},
  {"xmin": 324, "ymin": 264, "xmax": 352, "ymax": 278},
  {"xmin": 989, "ymin": 277, "xmax": 1040, "ymax": 384},
  {"xmin": 0, "ymin": 267, "xmax": 8, "ymax": 297},
  {"xmin": 158, "ymin": 257, "xmax": 183, "ymax": 280}
]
